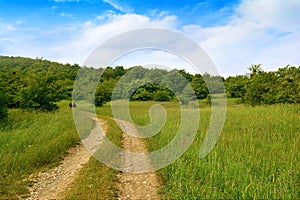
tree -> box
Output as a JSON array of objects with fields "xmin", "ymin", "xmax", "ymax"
[
  {"xmin": 190, "ymin": 74, "xmax": 209, "ymax": 99},
  {"xmin": 153, "ymin": 90, "xmax": 171, "ymax": 101},
  {"xmin": 95, "ymin": 79, "xmax": 117, "ymax": 106},
  {"xmin": 0, "ymin": 90, "xmax": 8, "ymax": 120},
  {"xmin": 113, "ymin": 66, "xmax": 126, "ymax": 78},
  {"xmin": 248, "ymin": 64, "xmax": 263, "ymax": 77},
  {"xmin": 131, "ymin": 88, "xmax": 153, "ymax": 101},
  {"xmin": 243, "ymin": 65, "xmax": 300, "ymax": 105},
  {"xmin": 275, "ymin": 65, "xmax": 300, "ymax": 103},
  {"xmin": 130, "ymin": 83, "xmax": 174, "ymax": 102},
  {"xmin": 178, "ymin": 84, "xmax": 197, "ymax": 105},
  {"xmin": 19, "ymin": 73, "xmax": 60, "ymax": 111},
  {"xmin": 177, "ymin": 69, "xmax": 193, "ymax": 82},
  {"xmin": 0, "ymin": 56, "xmax": 78, "ymax": 110},
  {"xmin": 161, "ymin": 70, "xmax": 188, "ymax": 94},
  {"xmin": 145, "ymin": 68, "xmax": 168, "ymax": 84},
  {"xmin": 225, "ymin": 75, "xmax": 248, "ymax": 99},
  {"xmin": 153, "ymin": 88, "xmax": 174, "ymax": 101},
  {"xmin": 202, "ymin": 73, "xmax": 225, "ymax": 94},
  {"xmin": 244, "ymin": 71, "xmax": 277, "ymax": 105}
]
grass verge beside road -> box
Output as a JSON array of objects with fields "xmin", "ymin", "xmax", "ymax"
[{"xmin": 0, "ymin": 101, "xmax": 79, "ymax": 199}]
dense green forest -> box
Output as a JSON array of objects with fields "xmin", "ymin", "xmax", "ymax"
[
  {"xmin": 0, "ymin": 56, "xmax": 78, "ymax": 111},
  {"xmin": 225, "ymin": 64, "xmax": 300, "ymax": 105},
  {"xmin": 0, "ymin": 56, "xmax": 299, "ymax": 121}
]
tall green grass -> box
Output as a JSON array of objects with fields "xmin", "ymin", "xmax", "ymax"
[
  {"xmin": 113, "ymin": 101, "xmax": 299, "ymax": 199},
  {"xmin": 0, "ymin": 101, "xmax": 80, "ymax": 199}
]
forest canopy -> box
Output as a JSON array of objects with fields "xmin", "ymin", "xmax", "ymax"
[{"xmin": 0, "ymin": 56, "xmax": 299, "ymax": 120}]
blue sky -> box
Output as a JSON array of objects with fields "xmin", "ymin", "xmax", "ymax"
[{"xmin": 0, "ymin": 0, "xmax": 299, "ymax": 76}]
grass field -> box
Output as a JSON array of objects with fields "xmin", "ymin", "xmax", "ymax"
[
  {"xmin": 98, "ymin": 100, "xmax": 300, "ymax": 199},
  {"xmin": 0, "ymin": 99, "xmax": 299, "ymax": 199},
  {"xmin": 0, "ymin": 101, "xmax": 80, "ymax": 198}
]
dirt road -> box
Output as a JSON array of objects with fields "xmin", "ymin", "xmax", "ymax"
[
  {"xmin": 26, "ymin": 118, "xmax": 160, "ymax": 200},
  {"xmin": 26, "ymin": 118, "xmax": 106, "ymax": 200},
  {"xmin": 116, "ymin": 119, "xmax": 160, "ymax": 200}
]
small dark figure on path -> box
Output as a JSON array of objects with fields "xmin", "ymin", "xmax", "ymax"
[
  {"xmin": 69, "ymin": 101, "xmax": 77, "ymax": 108},
  {"xmin": 69, "ymin": 102, "xmax": 77, "ymax": 108}
]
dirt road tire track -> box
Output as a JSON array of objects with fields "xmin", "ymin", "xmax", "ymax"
[
  {"xmin": 26, "ymin": 118, "xmax": 161, "ymax": 200},
  {"xmin": 116, "ymin": 119, "xmax": 160, "ymax": 200},
  {"xmin": 26, "ymin": 118, "xmax": 106, "ymax": 200}
]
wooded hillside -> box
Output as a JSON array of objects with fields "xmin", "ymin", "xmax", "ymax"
[{"xmin": 0, "ymin": 56, "xmax": 299, "ymax": 120}]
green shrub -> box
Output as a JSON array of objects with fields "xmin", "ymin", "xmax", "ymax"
[
  {"xmin": 153, "ymin": 90, "xmax": 173, "ymax": 101},
  {"xmin": 0, "ymin": 90, "xmax": 8, "ymax": 120}
]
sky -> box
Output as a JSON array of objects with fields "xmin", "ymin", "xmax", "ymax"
[{"xmin": 0, "ymin": 0, "xmax": 299, "ymax": 76}]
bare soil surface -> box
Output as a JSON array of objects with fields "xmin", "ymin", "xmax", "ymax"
[
  {"xmin": 26, "ymin": 118, "xmax": 107, "ymax": 200},
  {"xmin": 116, "ymin": 119, "xmax": 160, "ymax": 200},
  {"xmin": 25, "ymin": 118, "xmax": 160, "ymax": 200}
]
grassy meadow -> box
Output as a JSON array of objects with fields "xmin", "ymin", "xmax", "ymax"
[
  {"xmin": 0, "ymin": 101, "xmax": 80, "ymax": 198},
  {"xmin": 0, "ymin": 102, "xmax": 123, "ymax": 199},
  {"xmin": 0, "ymin": 99, "xmax": 299, "ymax": 199},
  {"xmin": 97, "ymin": 100, "xmax": 299, "ymax": 199}
]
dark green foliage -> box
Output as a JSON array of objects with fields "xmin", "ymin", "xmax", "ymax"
[
  {"xmin": 95, "ymin": 79, "xmax": 117, "ymax": 106},
  {"xmin": 153, "ymin": 90, "xmax": 173, "ymax": 101},
  {"xmin": 177, "ymin": 69, "xmax": 193, "ymax": 82},
  {"xmin": 244, "ymin": 71, "xmax": 277, "ymax": 105},
  {"xmin": 161, "ymin": 69, "xmax": 188, "ymax": 93},
  {"xmin": 190, "ymin": 74, "xmax": 209, "ymax": 99},
  {"xmin": 95, "ymin": 67, "xmax": 209, "ymax": 104},
  {"xmin": 113, "ymin": 66, "xmax": 126, "ymax": 77},
  {"xmin": 4, "ymin": 56, "xmax": 298, "ymax": 108},
  {"xmin": 73, "ymin": 67, "xmax": 102, "ymax": 102},
  {"xmin": 0, "ymin": 56, "xmax": 79, "ymax": 111},
  {"xmin": 203, "ymin": 73, "xmax": 225, "ymax": 94},
  {"xmin": 225, "ymin": 75, "xmax": 248, "ymax": 98},
  {"xmin": 94, "ymin": 67, "xmax": 126, "ymax": 106},
  {"xmin": 275, "ymin": 66, "xmax": 300, "ymax": 103},
  {"xmin": 131, "ymin": 87, "xmax": 153, "ymax": 101},
  {"xmin": 225, "ymin": 64, "xmax": 300, "ymax": 105},
  {"xmin": 131, "ymin": 83, "xmax": 174, "ymax": 101},
  {"xmin": 0, "ymin": 90, "xmax": 8, "ymax": 120},
  {"xmin": 18, "ymin": 73, "xmax": 59, "ymax": 111},
  {"xmin": 248, "ymin": 64, "xmax": 263, "ymax": 77}
]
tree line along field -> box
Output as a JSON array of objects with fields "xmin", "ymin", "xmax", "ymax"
[
  {"xmin": 0, "ymin": 56, "xmax": 299, "ymax": 199},
  {"xmin": 1, "ymin": 56, "xmax": 299, "ymax": 119}
]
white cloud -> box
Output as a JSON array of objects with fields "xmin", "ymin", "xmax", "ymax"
[
  {"xmin": 182, "ymin": 0, "xmax": 300, "ymax": 76},
  {"xmin": 60, "ymin": 12, "xmax": 74, "ymax": 18},
  {"xmin": 111, "ymin": 50, "xmax": 198, "ymax": 74},
  {"xmin": 46, "ymin": 13, "xmax": 177, "ymax": 65},
  {"xmin": 0, "ymin": 23, "xmax": 16, "ymax": 33},
  {"xmin": 102, "ymin": 0, "xmax": 133, "ymax": 13},
  {"xmin": 54, "ymin": 0, "xmax": 299, "ymax": 75},
  {"xmin": 0, "ymin": 37, "xmax": 16, "ymax": 43},
  {"xmin": 236, "ymin": 0, "xmax": 300, "ymax": 31}
]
